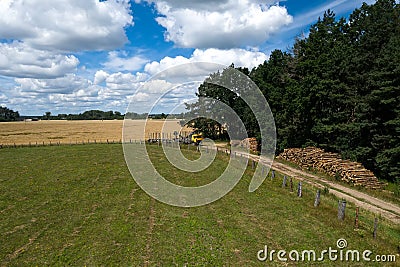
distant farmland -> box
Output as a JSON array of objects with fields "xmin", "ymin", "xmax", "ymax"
[{"xmin": 0, "ymin": 120, "xmax": 189, "ymax": 145}]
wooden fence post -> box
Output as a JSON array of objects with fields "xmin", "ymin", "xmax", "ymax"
[
  {"xmin": 290, "ymin": 178, "xmax": 293, "ymax": 192},
  {"xmin": 354, "ymin": 207, "xmax": 359, "ymax": 229},
  {"xmin": 282, "ymin": 175, "xmax": 287, "ymax": 187},
  {"xmin": 314, "ymin": 190, "xmax": 321, "ymax": 207},
  {"xmin": 373, "ymin": 217, "xmax": 378, "ymax": 239},
  {"xmin": 297, "ymin": 181, "xmax": 302, "ymax": 197},
  {"xmin": 252, "ymin": 160, "xmax": 255, "ymax": 170},
  {"xmin": 271, "ymin": 170, "xmax": 275, "ymax": 180},
  {"xmin": 338, "ymin": 199, "xmax": 346, "ymax": 220}
]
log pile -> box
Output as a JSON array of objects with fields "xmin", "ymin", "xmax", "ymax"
[
  {"xmin": 277, "ymin": 147, "xmax": 385, "ymax": 189},
  {"xmin": 239, "ymin": 138, "xmax": 258, "ymax": 152}
]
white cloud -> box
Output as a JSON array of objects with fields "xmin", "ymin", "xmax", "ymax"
[
  {"xmin": 0, "ymin": 42, "xmax": 79, "ymax": 79},
  {"xmin": 130, "ymin": 92, "xmax": 150, "ymax": 102},
  {"xmin": 15, "ymin": 74, "xmax": 90, "ymax": 94},
  {"xmin": 105, "ymin": 71, "xmax": 148, "ymax": 91},
  {"xmin": 144, "ymin": 56, "xmax": 191, "ymax": 75},
  {"xmin": 102, "ymin": 51, "xmax": 150, "ymax": 72},
  {"xmin": 191, "ymin": 48, "xmax": 268, "ymax": 68},
  {"xmin": 0, "ymin": 0, "xmax": 133, "ymax": 52},
  {"xmin": 148, "ymin": 0, "xmax": 292, "ymax": 48},
  {"xmin": 0, "ymin": 93, "xmax": 7, "ymax": 101},
  {"xmin": 144, "ymin": 48, "xmax": 268, "ymax": 75},
  {"xmin": 94, "ymin": 70, "xmax": 109, "ymax": 85},
  {"xmin": 2, "ymin": 46, "xmax": 268, "ymax": 115}
]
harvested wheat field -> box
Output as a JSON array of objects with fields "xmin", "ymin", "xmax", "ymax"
[{"xmin": 0, "ymin": 120, "xmax": 191, "ymax": 145}]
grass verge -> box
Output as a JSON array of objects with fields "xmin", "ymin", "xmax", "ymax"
[{"xmin": 0, "ymin": 144, "xmax": 399, "ymax": 266}]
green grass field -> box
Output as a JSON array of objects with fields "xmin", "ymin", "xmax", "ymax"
[{"xmin": 0, "ymin": 144, "xmax": 399, "ymax": 266}]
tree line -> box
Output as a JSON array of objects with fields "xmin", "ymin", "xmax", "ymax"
[
  {"xmin": 50, "ymin": 110, "xmax": 124, "ymax": 120},
  {"xmin": 0, "ymin": 106, "xmax": 20, "ymax": 122},
  {"xmin": 187, "ymin": 0, "xmax": 399, "ymax": 182}
]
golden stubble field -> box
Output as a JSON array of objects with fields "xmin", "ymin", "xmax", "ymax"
[{"xmin": 0, "ymin": 120, "xmax": 191, "ymax": 145}]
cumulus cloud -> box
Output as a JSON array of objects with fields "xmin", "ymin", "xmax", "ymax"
[
  {"xmin": 15, "ymin": 74, "xmax": 90, "ymax": 94},
  {"xmin": 4, "ymin": 46, "xmax": 268, "ymax": 114},
  {"xmin": 146, "ymin": 0, "xmax": 292, "ymax": 48},
  {"xmin": 105, "ymin": 71, "xmax": 149, "ymax": 91},
  {"xmin": 191, "ymin": 48, "xmax": 268, "ymax": 69},
  {"xmin": 94, "ymin": 70, "xmax": 110, "ymax": 85},
  {"xmin": 102, "ymin": 51, "xmax": 150, "ymax": 72},
  {"xmin": 0, "ymin": 0, "xmax": 133, "ymax": 52},
  {"xmin": 0, "ymin": 42, "xmax": 79, "ymax": 79},
  {"xmin": 0, "ymin": 93, "xmax": 7, "ymax": 101},
  {"xmin": 144, "ymin": 48, "xmax": 268, "ymax": 75}
]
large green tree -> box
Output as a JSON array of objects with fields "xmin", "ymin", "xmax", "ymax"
[
  {"xmin": 189, "ymin": 0, "xmax": 399, "ymax": 182},
  {"xmin": 0, "ymin": 106, "xmax": 20, "ymax": 122}
]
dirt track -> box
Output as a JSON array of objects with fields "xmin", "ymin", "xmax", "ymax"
[
  {"xmin": 211, "ymin": 145, "xmax": 400, "ymax": 224},
  {"xmin": 258, "ymin": 157, "xmax": 400, "ymax": 224}
]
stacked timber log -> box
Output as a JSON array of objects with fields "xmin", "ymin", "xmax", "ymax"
[
  {"xmin": 239, "ymin": 138, "xmax": 258, "ymax": 152},
  {"xmin": 277, "ymin": 147, "xmax": 384, "ymax": 189}
]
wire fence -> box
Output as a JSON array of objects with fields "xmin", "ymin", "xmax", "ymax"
[{"xmin": 0, "ymin": 137, "xmax": 385, "ymax": 238}]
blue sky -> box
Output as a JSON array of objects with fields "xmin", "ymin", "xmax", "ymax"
[{"xmin": 0, "ymin": 0, "xmax": 375, "ymax": 115}]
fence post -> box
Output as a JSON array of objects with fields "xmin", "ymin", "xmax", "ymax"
[
  {"xmin": 252, "ymin": 160, "xmax": 255, "ymax": 170},
  {"xmin": 354, "ymin": 207, "xmax": 359, "ymax": 229},
  {"xmin": 338, "ymin": 199, "xmax": 346, "ymax": 220},
  {"xmin": 314, "ymin": 190, "xmax": 321, "ymax": 207},
  {"xmin": 373, "ymin": 217, "xmax": 378, "ymax": 239},
  {"xmin": 290, "ymin": 178, "xmax": 293, "ymax": 192},
  {"xmin": 282, "ymin": 175, "xmax": 287, "ymax": 187},
  {"xmin": 271, "ymin": 170, "xmax": 275, "ymax": 180},
  {"xmin": 297, "ymin": 181, "xmax": 302, "ymax": 197}
]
